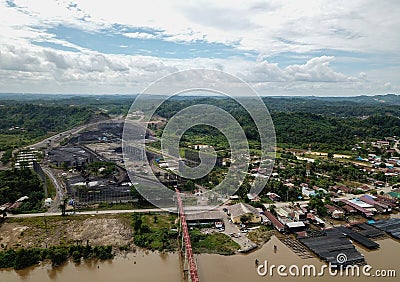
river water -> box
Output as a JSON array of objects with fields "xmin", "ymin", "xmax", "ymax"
[{"xmin": 2, "ymin": 236, "xmax": 399, "ymax": 282}]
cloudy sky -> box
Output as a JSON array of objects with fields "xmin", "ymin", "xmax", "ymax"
[{"xmin": 0, "ymin": 0, "xmax": 399, "ymax": 96}]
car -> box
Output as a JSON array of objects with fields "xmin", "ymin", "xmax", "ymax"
[{"xmin": 223, "ymin": 208, "xmax": 228, "ymax": 213}]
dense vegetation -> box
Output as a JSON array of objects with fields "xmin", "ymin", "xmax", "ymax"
[
  {"xmin": 0, "ymin": 244, "xmax": 113, "ymax": 270},
  {"xmin": 131, "ymin": 213, "xmax": 178, "ymax": 251},
  {"xmin": 153, "ymin": 96, "xmax": 400, "ymax": 152},
  {"xmin": 274, "ymin": 112, "xmax": 400, "ymax": 151},
  {"xmin": 130, "ymin": 213, "xmax": 239, "ymax": 254},
  {"xmin": 189, "ymin": 230, "xmax": 240, "ymax": 255},
  {"xmin": 0, "ymin": 168, "xmax": 44, "ymax": 213},
  {"xmin": 0, "ymin": 103, "xmax": 102, "ymax": 151},
  {"xmin": 1, "ymin": 94, "xmax": 400, "ymax": 153}
]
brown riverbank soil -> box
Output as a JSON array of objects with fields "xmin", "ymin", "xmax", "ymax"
[{"xmin": 0, "ymin": 214, "xmax": 133, "ymax": 249}]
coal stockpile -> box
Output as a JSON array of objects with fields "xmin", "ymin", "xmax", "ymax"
[
  {"xmin": 370, "ymin": 218, "xmax": 400, "ymax": 240},
  {"xmin": 336, "ymin": 226, "xmax": 379, "ymax": 249},
  {"xmin": 299, "ymin": 228, "xmax": 365, "ymax": 266},
  {"xmin": 351, "ymin": 223, "xmax": 385, "ymax": 238}
]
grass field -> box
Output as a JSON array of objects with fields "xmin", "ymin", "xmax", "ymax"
[{"xmin": 190, "ymin": 231, "xmax": 240, "ymax": 255}]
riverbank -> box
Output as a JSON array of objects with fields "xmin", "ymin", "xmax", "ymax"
[
  {"xmin": 0, "ymin": 212, "xmax": 242, "ymax": 270},
  {"xmin": 0, "ymin": 214, "xmax": 133, "ymax": 249},
  {"xmin": 2, "ymin": 236, "xmax": 399, "ymax": 282}
]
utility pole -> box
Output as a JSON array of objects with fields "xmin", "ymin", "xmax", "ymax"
[{"xmin": 60, "ymin": 198, "xmax": 68, "ymax": 216}]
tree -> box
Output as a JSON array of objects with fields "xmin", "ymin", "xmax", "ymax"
[
  {"xmin": 160, "ymin": 228, "xmax": 169, "ymax": 249},
  {"xmin": 60, "ymin": 198, "xmax": 68, "ymax": 216},
  {"xmin": 309, "ymin": 195, "xmax": 327, "ymax": 216},
  {"xmin": 269, "ymin": 205, "xmax": 277, "ymax": 216},
  {"xmin": 133, "ymin": 214, "xmax": 143, "ymax": 234},
  {"xmin": 14, "ymin": 248, "xmax": 40, "ymax": 270},
  {"xmin": 72, "ymin": 251, "xmax": 81, "ymax": 263},
  {"xmin": 82, "ymin": 244, "xmax": 92, "ymax": 259},
  {"xmin": 0, "ymin": 149, "xmax": 13, "ymax": 165},
  {"xmin": 130, "ymin": 186, "xmax": 145, "ymax": 204},
  {"xmin": 183, "ymin": 180, "xmax": 196, "ymax": 191},
  {"xmin": 240, "ymin": 214, "xmax": 251, "ymax": 224},
  {"xmin": 50, "ymin": 248, "xmax": 68, "ymax": 266}
]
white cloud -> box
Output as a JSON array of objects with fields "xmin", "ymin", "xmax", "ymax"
[
  {"xmin": 0, "ymin": 43, "xmax": 383, "ymax": 95},
  {"xmin": 123, "ymin": 32, "xmax": 157, "ymax": 40},
  {"xmin": 285, "ymin": 56, "xmax": 348, "ymax": 82},
  {"xmin": 0, "ymin": 0, "xmax": 398, "ymax": 95},
  {"xmin": 4, "ymin": 0, "xmax": 399, "ymax": 55}
]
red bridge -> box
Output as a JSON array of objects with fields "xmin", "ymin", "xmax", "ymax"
[{"xmin": 175, "ymin": 189, "xmax": 200, "ymax": 282}]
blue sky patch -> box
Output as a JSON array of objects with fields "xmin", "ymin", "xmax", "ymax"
[
  {"xmin": 43, "ymin": 24, "xmax": 257, "ymax": 59},
  {"xmin": 33, "ymin": 41, "xmax": 81, "ymax": 52}
]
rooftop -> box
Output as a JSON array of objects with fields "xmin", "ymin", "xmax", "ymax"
[{"xmin": 229, "ymin": 203, "xmax": 260, "ymax": 218}]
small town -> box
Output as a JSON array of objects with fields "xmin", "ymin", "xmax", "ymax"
[
  {"xmin": 1, "ymin": 1, "xmax": 399, "ymax": 281},
  {"xmin": 1, "ymin": 114, "xmax": 400, "ymax": 280}
]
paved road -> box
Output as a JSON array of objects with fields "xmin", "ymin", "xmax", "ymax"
[
  {"xmin": 28, "ymin": 117, "xmax": 125, "ymax": 150},
  {"xmin": 41, "ymin": 166, "xmax": 65, "ymax": 213},
  {"xmin": 7, "ymin": 208, "xmax": 164, "ymax": 218},
  {"xmin": 7, "ymin": 204, "xmax": 222, "ymax": 218},
  {"xmin": 215, "ymin": 205, "xmax": 258, "ymax": 251}
]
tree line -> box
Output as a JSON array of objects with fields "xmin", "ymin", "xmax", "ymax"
[{"xmin": 0, "ymin": 243, "xmax": 113, "ymax": 270}]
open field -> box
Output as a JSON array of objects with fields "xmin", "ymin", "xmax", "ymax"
[{"xmin": 0, "ymin": 214, "xmax": 133, "ymax": 249}]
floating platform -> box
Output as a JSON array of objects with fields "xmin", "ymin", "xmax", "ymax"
[
  {"xmin": 299, "ymin": 228, "xmax": 365, "ymax": 266},
  {"xmin": 370, "ymin": 218, "xmax": 400, "ymax": 240},
  {"xmin": 351, "ymin": 223, "xmax": 386, "ymax": 239},
  {"xmin": 337, "ymin": 226, "xmax": 379, "ymax": 249}
]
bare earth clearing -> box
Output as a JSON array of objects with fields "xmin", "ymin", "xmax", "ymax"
[{"xmin": 0, "ymin": 214, "xmax": 133, "ymax": 249}]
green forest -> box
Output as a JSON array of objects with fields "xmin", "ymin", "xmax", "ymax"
[
  {"xmin": 0, "ymin": 103, "xmax": 105, "ymax": 151},
  {"xmin": 0, "ymin": 244, "xmax": 113, "ymax": 269},
  {"xmin": 0, "ymin": 168, "xmax": 45, "ymax": 213},
  {"xmin": 1, "ymin": 94, "xmax": 400, "ymax": 153},
  {"xmin": 153, "ymin": 96, "xmax": 400, "ymax": 152}
]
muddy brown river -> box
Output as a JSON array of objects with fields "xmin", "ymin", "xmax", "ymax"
[{"xmin": 1, "ymin": 236, "xmax": 399, "ymax": 282}]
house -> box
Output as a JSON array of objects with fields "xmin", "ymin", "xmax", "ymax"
[
  {"xmin": 267, "ymin": 192, "xmax": 281, "ymax": 202},
  {"xmin": 246, "ymin": 193, "xmax": 261, "ymax": 202},
  {"xmin": 376, "ymin": 141, "xmax": 390, "ymax": 148},
  {"xmin": 285, "ymin": 221, "xmax": 306, "ymax": 233},
  {"xmin": 228, "ymin": 203, "xmax": 262, "ymax": 224},
  {"xmin": 264, "ymin": 210, "xmax": 285, "ymax": 232},
  {"xmin": 338, "ymin": 199, "xmax": 374, "ymax": 217},
  {"xmin": 357, "ymin": 185, "xmax": 372, "ymax": 193},
  {"xmin": 186, "ymin": 211, "xmax": 224, "ymax": 227},
  {"xmin": 302, "ymin": 186, "xmax": 316, "ymax": 198},
  {"xmin": 256, "ymin": 208, "xmax": 271, "ymax": 225},
  {"xmin": 342, "ymin": 204, "xmax": 357, "ymax": 214},
  {"xmin": 276, "ymin": 207, "xmax": 294, "ymax": 219},
  {"xmin": 330, "ymin": 185, "xmax": 353, "ymax": 194},
  {"xmin": 360, "ymin": 195, "xmax": 391, "ymax": 213},
  {"xmin": 325, "ymin": 204, "xmax": 345, "ymax": 219},
  {"xmin": 294, "ymin": 209, "xmax": 306, "ymax": 221}
]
